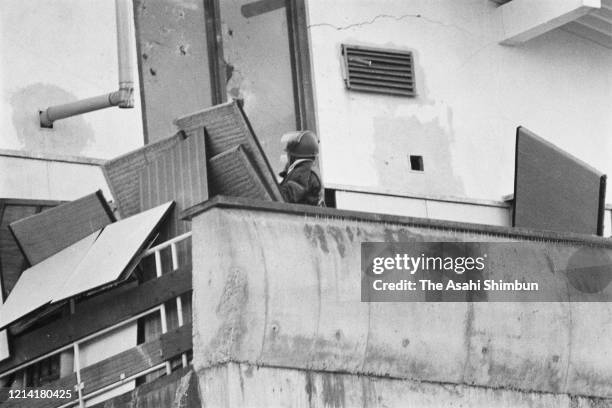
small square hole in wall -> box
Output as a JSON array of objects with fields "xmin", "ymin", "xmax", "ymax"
[{"xmin": 410, "ymin": 155, "xmax": 424, "ymax": 171}]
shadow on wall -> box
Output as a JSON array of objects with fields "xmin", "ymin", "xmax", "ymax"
[{"xmin": 11, "ymin": 83, "xmax": 94, "ymax": 155}]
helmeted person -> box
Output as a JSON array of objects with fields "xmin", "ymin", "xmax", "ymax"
[{"xmin": 278, "ymin": 130, "xmax": 324, "ymax": 206}]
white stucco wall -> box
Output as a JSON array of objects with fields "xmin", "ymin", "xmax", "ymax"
[
  {"xmin": 0, "ymin": 0, "xmax": 144, "ymax": 159},
  {"xmin": 0, "ymin": 151, "xmax": 112, "ymax": 202},
  {"xmin": 306, "ymin": 0, "xmax": 612, "ymax": 203}
]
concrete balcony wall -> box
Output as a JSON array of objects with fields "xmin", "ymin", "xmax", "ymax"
[{"xmin": 187, "ymin": 197, "xmax": 612, "ymax": 407}]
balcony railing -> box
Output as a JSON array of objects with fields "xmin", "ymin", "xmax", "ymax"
[{"xmin": 0, "ymin": 232, "xmax": 193, "ymax": 408}]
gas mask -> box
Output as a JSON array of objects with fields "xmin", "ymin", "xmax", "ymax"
[{"xmin": 280, "ymin": 153, "xmax": 289, "ymax": 169}]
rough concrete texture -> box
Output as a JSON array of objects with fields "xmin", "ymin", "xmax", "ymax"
[
  {"xmin": 191, "ymin": 204, "xmax": 612, "ymax": 404},
  {"xmin": 197, "ymin": 362, "xmax": 612, "ymax": 408}
]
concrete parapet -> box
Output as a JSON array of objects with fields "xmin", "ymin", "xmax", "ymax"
[
  {"xmin": 185, "ymin": 197, "xmax": 612, "ymax": 404},
  {"xmin": 197, "ymin": 362, "xmax": 612, "ymax": 408}
]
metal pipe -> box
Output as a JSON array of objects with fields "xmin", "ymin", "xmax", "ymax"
[
  {"xmin": 39, "ymin": 0, "xmax": 135, "ymax": 128},
  {"xmin": 115, "ymin": 0, "xmax": 135, "ymax": 108},
  {"xmin": 39, "ymin": 91, "xmax": 124, "ymax": 128}
]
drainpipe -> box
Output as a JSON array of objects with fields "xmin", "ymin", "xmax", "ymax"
[{"xmin": 39, "ymin": 0, "xmax": 135, "ymax": 128}]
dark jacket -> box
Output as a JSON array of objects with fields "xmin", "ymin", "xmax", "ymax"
[{"xmin": 279, "ymin": 160, "xmax": 323, "ymax": 206}]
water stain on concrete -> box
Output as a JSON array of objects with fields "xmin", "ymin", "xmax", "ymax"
[
  {"xmin": 304, "ymin": 224, "xmax": 330, "ymax": 253},
  {"xmin": 382, "ymin": 228, "xmax": 423, "ymax": 242},
  {"xmin": 345, "ymin": 226, "xmax": 354, "ymax": 242},
  {"xmin": 322, "ymin": 374, "xmax": 346, "ymax": 408},
  {"xmin": 206, "ymin": 267, "xmax": 249, "ymax": 362},
  {"xmin": 11, "ymin": 83, "xmax": 94, "ymax": 155},
  {"xmin": 327, "ymin": 226, "xmax": 347, "ymax": 257},
  {"xmin": 305, "ymin": 371, "xmax": 316, "ymax": 406}
]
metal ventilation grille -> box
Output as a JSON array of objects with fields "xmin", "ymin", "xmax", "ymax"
[{"xmin": 342, "ymin": 44, "xmax": 416, "ymax": 97}]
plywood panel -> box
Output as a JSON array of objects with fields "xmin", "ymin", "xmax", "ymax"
[
  {"xmin": 0, "ymin": 232, "xmax": 99, "ymax": 330},
  {"xmin": 1, "ymin": 326, "xmax": 191, "ymax": 408},
  {"xmin": 0, "ymin": 200, "xmax": 59, "ymax": 363},
  {"xmin": 174, "ymin": 100, "xmax": 283, "ymax": 201},
  {"xmin": 80, "ymin": 324, "xmax": 191, "ymax": 395},
  {"xmin": 0, "ymin": 267, "xmax": 192, "ymax": 373},
  {"xmin": 513, "ymin": 127, "xmax": 606, "ymax": 235},
  {"xmin": 87, "ymin": 367, "xmax": 200, "ymax": 408},
  {"xmin": 51, "ymin": 202, "xmax": 174, "ymax": 303},
  {"xmin": 0, "ymin": 202, "xmax": 172, "ymax": 330},
  {"xmin": 9, "ymin": 191, "xmax": 114, "ymax": 265},
  {"xmin": 139, "ymin": 130, "xmax": 208, "ymax": 239},
  {"xmin": 103, "ymin": 134, "xmax": 181, "ymax": 218},
  {"xmin": 0, "ymin": 200, "xmax": 60, "ymax": 297},
  {"xmin": 209, "ymin": 145, "xmax": 272, "ymax": 200}
]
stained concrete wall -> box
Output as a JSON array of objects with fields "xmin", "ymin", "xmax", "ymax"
[
  {"xmin": 189, "ymin": 199, "xmax": 612, "ymax": 406},
  {"xmin": 0, "ymin": 0, "xmax": 144, "ymax": 159},
  {"xmin": 134, "ymin": 0, "xmax": 213, "ymax": 144},
  {"xmin": 305, "ymin": 0, "xmax": 612, "ymax": 203},
  {"xmin": 198, "ymin": 362, "xmax": 603, "ymax": 408}
]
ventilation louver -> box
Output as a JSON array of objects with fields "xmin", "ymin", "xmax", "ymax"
[{"xmin": 342, "ymin": 44, "xmax": 416, "ymax": 97}]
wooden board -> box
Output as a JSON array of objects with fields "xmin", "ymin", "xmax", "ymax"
[
  {"xmin": 2, "ymin": 373, "xmax": 78, "ymax": 408},
  {"xmin": 0, "ymin": 199, "xmax": 59, "ymax": 363},
  {"xmin": 88, "ymin": 367, "xmax": 200, "ymax": 408},
  {"xmin": 208, "ymin": 145, "xmax": 272, "ymax": 201},
  {"xmin": 0, "ymin": 199, "xmax": 61, "ymax": 297},
  {"xmin": 174, "ymin": 100, "xmax": 283, "ymax": 201},
  {"xmin": 513, "ymin": 126, "xmax": 606, "ymax": 235},
  {"xmin": 80, "ymin": 324, "xmax": 191, "ymax": 394},
  {"xmin": 1, "ymin": 325, "xmax": 192, "ymax": 408},
  {"xmin": 103, "ymin": 134, "xmax": 182, "ymax": 218},
  {"xmin": 139, "ymin": 129, "xmax": 208, "ymax": 240},
  {"xmin": 0, "ymin": 266, "xmax": 192, "ymax": 373},
  {"xmin": 0, "ymin": 232, "xmax": 99, "ymax": 331},
  {"xmin": 50, "ymin": 202, "xmax": 174, "ymax": 303},
  {"xmin": 8, "ymin": 191, "xmax": 114, "ymax": 265}
]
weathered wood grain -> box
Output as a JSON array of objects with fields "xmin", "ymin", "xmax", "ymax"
[
  {"xmin": 138, "ymin": 129, "xmax": 208, "ymax": 240},
  {"xmin": 103, "ymin": 134, "xmax": 182, "ymax": 218},
  {"xmin": 8, "ymin": 191, "xmax": 114, "ymax": 265},
  {"xmin": 209, "ymin": 145, "xmax": 272, "ymax": 200},
  {"xmin": 174, "ymin": 100, "xmax": 283, "ymax": 201}
]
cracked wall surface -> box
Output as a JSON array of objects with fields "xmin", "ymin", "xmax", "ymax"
[{"xmin": 306, "ymin": 0, "xmax": 612, "ymax": 203}]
